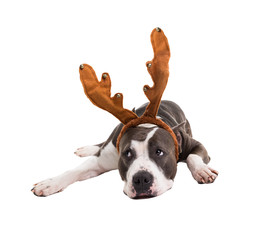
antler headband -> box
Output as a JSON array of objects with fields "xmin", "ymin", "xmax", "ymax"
[{"xmin": 79, "ymin": 28, "xmax": 179, "ymax": 159}]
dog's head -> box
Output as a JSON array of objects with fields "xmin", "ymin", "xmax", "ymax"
[{"xmin": 118, "ymin": 124, "xmax": 179, "ymax": 199}]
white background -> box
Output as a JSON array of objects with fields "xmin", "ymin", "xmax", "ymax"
[{"xmin": 1, "ymin": 0, "xmax": 267, "ymax": 239}]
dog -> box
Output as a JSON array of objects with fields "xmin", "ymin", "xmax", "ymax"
[
  {"xmin": 32, "ymin": 100, "xmax": 218, "ymax": 199},
  {"xmin": 32, "ymin": 27, "xmax": 218, "ymax": 199}
]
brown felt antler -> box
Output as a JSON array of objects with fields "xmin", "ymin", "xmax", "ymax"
[
  {"xmin": 79, "ymin": 64, "xmax": 138, "ymax": 125},
  {"xmin": 143, "ymin": 27, "xmax": 170, "ymax": 118}
]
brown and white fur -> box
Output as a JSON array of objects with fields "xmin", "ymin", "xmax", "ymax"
[{"xmin": 32, "ymin": 100, "xmax": 218, "ymax": 199}]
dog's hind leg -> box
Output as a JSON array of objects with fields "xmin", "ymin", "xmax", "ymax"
[{"xmin": 32, "ymin": 142, "xmax": 119, "ymax": 197}]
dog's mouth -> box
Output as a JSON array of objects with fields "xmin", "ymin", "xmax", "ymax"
[
  {"xmin": 132, "ymin": 192, "xmax": 156, "ymax": 200},
  {"xmin": 133, "ymin": 195, "xmax": 155, "ymax": 200},
  {"xmin": 124, "ymin": 190, "xmax": 157, "ymax": 199}
]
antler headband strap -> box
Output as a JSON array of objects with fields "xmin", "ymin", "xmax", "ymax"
[
  {"xmin": 116, "ymin": 116, "xmax": 179, "ymax": 159},
  {"xmin": 79, "ymin": 28, "xmax": 179, "ymax": 160}
]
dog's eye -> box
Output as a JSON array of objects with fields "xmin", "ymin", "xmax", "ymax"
[
  {"xmin": 125, "ymin": 149, "xmax": 133, "ymax": 159},
  {"xmin": 156, "ymin": 149, "xmax": 164, "ymax": 156}
]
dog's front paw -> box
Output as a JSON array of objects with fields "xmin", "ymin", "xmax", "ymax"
[
  {"xmin": 191, "ymin": 165, "xmax": 218, "ymax": 184},
  {"xmin": 74, "ymin": 145, "xmax": 100, "ymax": 157},
  {"xmin": 31, "ymin": 177, "xmax": 66, "ymax": 197}
]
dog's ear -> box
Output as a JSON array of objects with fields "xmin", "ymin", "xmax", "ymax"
[{"xmin": 172, "ymin": 121, "xmax": 186, "ymax": 154}]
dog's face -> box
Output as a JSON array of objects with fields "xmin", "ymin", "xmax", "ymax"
[{"xmin": 118, "ymin": 125, "xmax": 177, "ymax": 199}]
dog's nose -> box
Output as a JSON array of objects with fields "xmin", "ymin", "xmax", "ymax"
[{"xmin": 132, "ymin": 171, "xmax": 153, "ymax": 194}]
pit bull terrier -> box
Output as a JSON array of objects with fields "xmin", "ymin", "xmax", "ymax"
[
  {"xmin": 32, "ymin": 100, "xmax": 218, "ymax": 199},
  {"xmin": 32, "ymin": 27, "xmax": 218, "ymax": 199}
]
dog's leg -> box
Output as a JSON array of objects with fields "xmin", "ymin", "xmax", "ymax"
[
  {"xmin": 173, "ymin": 123, "xmax": 219, "ymax": 184},
  {"xmin": 186, "ymin": 153, "xmax": 218, "ymax": 184},
  {"xmin": 177, "ymin": 128, "xmax": 219, "ymax": 184},
  {"xmin": 32, "ymin": 142, "xmax": 118, "ymax": 197}
]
